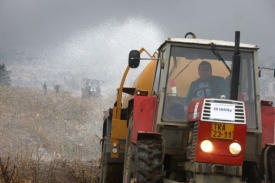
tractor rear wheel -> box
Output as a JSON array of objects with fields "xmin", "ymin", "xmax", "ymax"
[
  {"xmin": 123, "ymin": 113, "xmax": 163, "ymax": 183},
  {"xmin": 123, "ymin": 119, "xmax": 135, "ymax": 183},
  {"xmin": 270, "ymin": 150, "xmax": 275, "ymax": 183},
  {"xmin": 135, "ymin": 139, "xmax": 162, "ymax": 183}
]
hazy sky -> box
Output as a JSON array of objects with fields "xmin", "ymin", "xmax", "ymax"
[
  {"xmin": 0, "ymin": 0, "xmax": 275, "ymax": 93},
  {"xmin": 1, "ymin": 0, "xmax": 275, "ymax": 64}
]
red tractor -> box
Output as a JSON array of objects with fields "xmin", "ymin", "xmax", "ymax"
[{"xmin": 99, "ymin": 32, "xmax": 275, "ymax": 183}]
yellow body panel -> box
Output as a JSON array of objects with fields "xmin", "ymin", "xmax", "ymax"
[
  {"xmin": 111, "ymin": 119, "xmax": 127, "ymax": 139},
  {"xmin": 122, "ymin": 60, "xmax": 157, "ymax": 107},
  {"xmin": 110, "ymin": 119, "xmax": 127, "ymax": 158}
]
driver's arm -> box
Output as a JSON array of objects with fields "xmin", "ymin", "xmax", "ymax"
[{"xmin": 185, "ymin": 80, "xmax": 199, "ymax": 107}]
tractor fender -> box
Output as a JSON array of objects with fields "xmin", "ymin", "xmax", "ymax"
[{"xmin": 131, "ymin": 96, "xmax": 157, "ymax": 144}]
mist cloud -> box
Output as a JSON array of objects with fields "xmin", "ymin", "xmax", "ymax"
[
  {"xmin": 5, "ymin": 16, "xmax": 166, "ymax": 96},
  {"xmin": 41, "ymin": 16, "xmax": 166, "ymax": 85},
  {"xmin": 1, "ymin": 0, "xmax": 275, "ymax": 95}
]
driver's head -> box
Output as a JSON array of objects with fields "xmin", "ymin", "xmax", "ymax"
[{"xmin": 198, "ymin": 61, "xmax": 212, "ymax": 81}]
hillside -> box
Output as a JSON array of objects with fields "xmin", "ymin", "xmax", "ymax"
[{"xmin": 0, "ymin": 86, "xmax": 111, "ymax": 182}]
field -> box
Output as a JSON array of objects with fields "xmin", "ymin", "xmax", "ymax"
[{"xmin": 0, "ymin": 86, "xmax": 111, "ymax": 182}]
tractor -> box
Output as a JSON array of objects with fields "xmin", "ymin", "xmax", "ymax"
[
  {"xmin": 99, "ymin": 31, "xmax": 275, "ymax": 183},
  {"xmin": 81, "ymin": 78, "xmax": 101, "ymax": 98}
]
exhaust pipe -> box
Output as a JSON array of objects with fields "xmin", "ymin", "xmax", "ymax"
[{"xmin": 230, "ymin": 31, "xmax": 241, "ymax": 100}]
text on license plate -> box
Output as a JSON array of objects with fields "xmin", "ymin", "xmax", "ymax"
[{"xmin": 211, "ymin": 123, "xmax": 234, "ymax": 140}]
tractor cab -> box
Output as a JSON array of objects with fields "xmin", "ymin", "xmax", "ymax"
[
  {"xmin": 157, "ymin": 39, "xmax": 259, "ymax": 128},
  {"xmin": 81, "ymin": 78, "xmax": 101, "ymax": 98}
]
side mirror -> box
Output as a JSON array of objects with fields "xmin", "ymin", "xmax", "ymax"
[{"xmin": 128, "ymin": 50, "xmax": 140, "ymax": 68}]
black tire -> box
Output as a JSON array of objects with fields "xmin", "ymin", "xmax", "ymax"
[
  {"xmin": 242, "ymin": 161, "xmax": 259, "ymax": 183},
  {"xmin": 260, "ymin": 146, "xmax": 275, "ymax": 183},
  {"xmin": 99, "ymin": 138, "xmax": 123, "ymax": 183},
  {"xmin": 123, "ymin": 113, "xmax": 136, "ymax": 183},
  {"xmin": 136, "ymin": 139, "xmax": 162, "ymax": 183},
  {"xmin": 269, "ymin": 150, "xmax": 275, "ymax": 183}
]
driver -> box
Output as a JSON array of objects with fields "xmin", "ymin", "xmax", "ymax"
[{"xmin": 185, "ymin": 61, "xmax": 230, "ymax": 106}]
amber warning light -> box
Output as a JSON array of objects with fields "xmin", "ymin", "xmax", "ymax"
[{"xmin": 136, "ymin": 90, "xmax": 148, "ymax": 96}]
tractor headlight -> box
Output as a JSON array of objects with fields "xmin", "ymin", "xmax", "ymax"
[
  {"xmin": 200, "ymin": 140, "xmax": 213, "ymax": 153},
  {"xmin": 229, "ymin": 142, "xmax": 241, "ymax": 155}
]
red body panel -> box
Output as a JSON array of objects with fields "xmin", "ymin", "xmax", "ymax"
[
  {"xmin": 261, "ymin": 105, "xmax": 275, "ymax": 148},
  {"xmin": 195, "ymin": 121, "xmax": 247, "ymax": 166},
  {"xmin": 187, "ymin": 98, "xmax": 205, "ymax": 122},
  {"xmin": 132, "ymin": 96, "xmax": 157, "ymax": 144}
]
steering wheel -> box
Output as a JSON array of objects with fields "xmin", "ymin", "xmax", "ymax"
[{"xmin": 192, "ymin": 87, "xmax": 224, "ymax": 98}]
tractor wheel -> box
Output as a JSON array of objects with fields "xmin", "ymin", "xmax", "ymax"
[
  {"xmin": 135, "ymin": 139, "xmax": 162, "ymax": 183},
  {"xmin": 242, "ymin": 161, "xmax": 259, "ymax": 183},
  {"xmin": 99, "ymin": 138, "xmax": 123, "ymax": 183},
  {"xmin": 123, "ymin": 113, "xmax": 136, "ymax": 183},
  {"xmin": 262, "ymin": 146, "xmax": 275, "ymax": 183},
  {"xmin": 270, "ymin": 150, "xmax": 275, "ymax": 183}
]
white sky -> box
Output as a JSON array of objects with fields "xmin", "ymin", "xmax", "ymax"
[{"xmin": 1, "ymin": 0, "xmax": 275, "ymax": 65}]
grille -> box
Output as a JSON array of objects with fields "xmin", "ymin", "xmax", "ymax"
[{"xmin": 201, "ymin": 99, "xmax": 246, "ymax": 124}]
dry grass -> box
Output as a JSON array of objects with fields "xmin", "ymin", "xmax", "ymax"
[
  {"xmin": 0, "ymin": 155, "xmax": 100, "ymax": 183},
  {"xmin": 0, "ymin": 86, "xmax": 108, "ymax": 182}
]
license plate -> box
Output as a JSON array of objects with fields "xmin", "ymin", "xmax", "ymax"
[{"xmin": 211, "ymin": 123, "xmax": 234, "ymax": 140}]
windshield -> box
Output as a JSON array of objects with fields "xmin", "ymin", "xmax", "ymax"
[{"xmin": 162, "ymin": 46, "xmax": 257, "ymax": 129}]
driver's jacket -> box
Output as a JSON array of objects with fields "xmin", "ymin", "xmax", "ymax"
[{"xmin": 185, "ymin": 76, "xmax": 230, "ymax": 106}]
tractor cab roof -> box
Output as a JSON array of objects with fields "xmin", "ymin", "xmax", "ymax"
[{"xmin": 158, "ymin": 38, "xmax": 258, "ymax": 50}]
